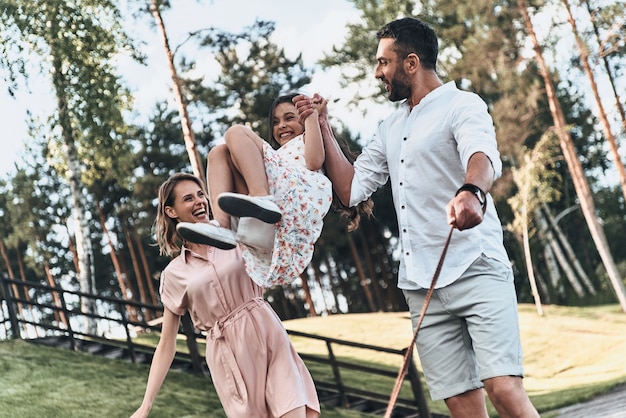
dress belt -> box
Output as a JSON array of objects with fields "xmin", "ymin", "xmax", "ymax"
[{"xmin": 208, "ymin": 297, "xmax": 266, "ymax": 340}]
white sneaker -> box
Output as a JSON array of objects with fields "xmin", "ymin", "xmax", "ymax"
[
  {"xmin": 176, "ymin": 222, "xmax": 236, "ymax": 250},
  {"xmin": 217, "ymin": 192, "xmax": 282, "ymax": 224},
  {"xmin": 236, "ymin": 217, "xmax": 275, "ymax": 250}
]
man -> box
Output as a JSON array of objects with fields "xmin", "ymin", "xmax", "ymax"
[{"xmin": 296, "ymin": 17, "xmax": 539, "ymax": 418}]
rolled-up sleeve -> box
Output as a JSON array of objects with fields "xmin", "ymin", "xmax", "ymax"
[{"xmin": 453, "ymin": 94, "xmax": 502, "ymax": 180}]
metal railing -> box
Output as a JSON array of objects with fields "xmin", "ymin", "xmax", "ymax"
[{"xmin": 1, "ymin": 272, "xmax": 430, "ymax": 417}]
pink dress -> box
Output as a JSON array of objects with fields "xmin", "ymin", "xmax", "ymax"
[
  {"xmin": 159, "ymin": 246, "xmax": 320, "ymax": 418},
  {"xmin": 242, "ymin": 135, "xmax": 333, "ymax": 287}
]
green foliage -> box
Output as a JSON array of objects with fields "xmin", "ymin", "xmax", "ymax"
[
  {"xmin": 508, "ymin": 131, "xmax": 563, "ymax": 236},
  {"xmin": 319, "ymin": 0, "xmax": 417, "ymax": 108},
  {"xmin": 184, "ymin": 19, "xmax": 312, "ymax": 143},
  {"xmin": 0, "ymin": 0, "xmax": 138, "ymax": 190},
  {"xmin": 1, "ymin": 0, "xmax": 625, "ymax": 315}
]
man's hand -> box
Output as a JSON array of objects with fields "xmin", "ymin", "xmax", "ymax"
[
  {"xmin": 311, "ymin": 93, "xmax": 328, "ymax": 120},
  {"xmin": 294, "ymin": 93, "xmax": 327, "ymax": 123},
  {"xmin": 446, "ymin": 191, "xmax": 484, "ymax": 230}
]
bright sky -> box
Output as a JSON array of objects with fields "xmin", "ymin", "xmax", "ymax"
[{"xmin": 1, "ymin": 0, "xmax": 390, "ymax": 178}]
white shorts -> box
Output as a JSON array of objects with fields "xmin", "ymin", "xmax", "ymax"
[{"xmin": 403, "ymin": 255, "xmax": 524, "ymax": 400}]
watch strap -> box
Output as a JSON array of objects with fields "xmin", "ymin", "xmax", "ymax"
[{"xmin": 455, "ymin": 183, "xmax": 487, "ymax": 213}]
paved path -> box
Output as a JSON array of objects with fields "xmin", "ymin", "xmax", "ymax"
[{"xmin": 547, "ymin": 383, "xmax": 626, "ymax": 417}]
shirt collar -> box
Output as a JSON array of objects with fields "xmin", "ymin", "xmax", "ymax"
[
  {"xmin": 401, "ymin": 81, "xmax": 457, "ymax": 111},
  {"xmin": 180, "ymin": 245, "xmax": 209, "ymax": 263}
]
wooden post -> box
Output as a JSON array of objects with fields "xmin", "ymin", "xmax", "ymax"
[
  {"xmin": 0, "ymin": 274, "xmax": 21, "ymax": 339},
  {"xmin": 180, "ymin": 312, "xmax": 206, "ymax": 375},
  {"xmin": 326, "ymin": 340, "xmax": 349, "ymax": 407},
  {"xmin": 406, "ymin": 349, "xmax": 431, "ymax": 418}
]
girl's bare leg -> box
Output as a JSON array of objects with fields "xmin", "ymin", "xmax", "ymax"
[
  {"xmin": 206, "ymin": 144, "xmax": 247, "ymax": 228},
  {"xmin": 223, "ymin": 125, "xmax": 270, "ymax": 196}
]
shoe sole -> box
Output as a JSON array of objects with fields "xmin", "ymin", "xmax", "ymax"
[
  {"xmin": 177, "ymin": 226, "xmax": 236, "ymax": 250},
  {"xmin": 218, "ymin": 195, "xmax": 282, "ymax": 224}
]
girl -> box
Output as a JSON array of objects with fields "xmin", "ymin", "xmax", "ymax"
[
  {"xmin": 130, "ymin": 173, "xmax": 320, "ymax": 418},
  {"xmin": 179, "ymin": 93, "xmax": 371, "ymax": 288}
]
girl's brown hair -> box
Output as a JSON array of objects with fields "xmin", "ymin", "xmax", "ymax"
[
  {"xmin": 154, "ymin": 172, "xmax": 207, "ymax": 257},
  {"xmin": 269, "ymin": 93, "xmax": 374, "ymax": 231}
]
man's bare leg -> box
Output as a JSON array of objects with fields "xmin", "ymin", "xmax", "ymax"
[
  {"xmin": 445, "ymin": 388, "xmax": 489, "ymax": 418},
  {"xmin": 484, "ymin": 376, "xmax": 539, "ymax": 418}
]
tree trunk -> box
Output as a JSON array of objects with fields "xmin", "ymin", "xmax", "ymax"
[
  {"xmin": 43, "ymin": 261, "xmax": 69, "ymax": 329},
  {"xmin": 136, "ymin": 235, "xmax": 158, "ymax": 307},
  {"xmin": 536, "ymin": 208, "xmax": 586, "ymax": 298},
  {"xmin": 65, "ymin": 223, "xmax": 80, "ymax": 274},
  {"xmin": 346, "ymin": 232, "xmax": 376, "ymax": 311},
  {"xmin": 310, "ymin": 260, "xmax": 329, "ymax": 315},
  {"xmin": 123, "ymin": 223, "xmax": 143, "ymax": 323},
  {"xmin": 518, "ymin": 0, "xmax": 626, "ymax": 312},
  {"xmin": 322, "ymin": 254, "xmax": 342, "ymax": 314},
  {"xmin": 562, "ymin": 0, "xmax": 626, "ymax": 201},
  {"xmin": 584, "ymin": 0, "xmax": 626, "ymax": 134},
  {"xmin": 16, "ymin": 250, "xmax": 41, "ymax": 338},
  {"xmin": 0, "ymin": 239, "xmax": 26, "ymax": 320},
  {"xmin": 298, "ymin": 271, "xmax": 317, "ymax": 317},
  {"xmin": 358, "ymin": 227, "xmax": 385, "ymax": 311},
  {"xmin": 522, "ymin": 206, "xmax": 544, "ymax": 315},
  {"xmin": 542, "ymin": 240, "xmax": 563, "ymax": 300},
  {"xmin": 542, "ymin": 203, "xmax": 596, "ymax": 295},
  {"xmin": 149, "ymin": 0, "xmax": 205, "ymax": 182},
  {"xmin": 49, "ymin": 37, "xmax": 97, "ymax": 332},
  {"xmin": 97, "ymin": 202, "xmax": 138, "ymax": 321}
]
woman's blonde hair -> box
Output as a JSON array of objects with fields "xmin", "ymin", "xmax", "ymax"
[{"xmin": 154, "ymin": 172, "xmax": 207, "ymax": 257}]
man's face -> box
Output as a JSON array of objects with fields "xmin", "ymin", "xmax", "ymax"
[{"xmin": 375, "ymin": 38, "xmax": 412, "ymax": 102}]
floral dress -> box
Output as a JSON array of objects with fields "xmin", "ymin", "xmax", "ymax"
[{"xmin": 241, "ymin": 134, "xmax": 332, "ymax": 287}]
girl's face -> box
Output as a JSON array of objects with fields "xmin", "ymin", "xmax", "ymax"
[
  {"xmin": 272, "ymin": 102, "xmax": 305, "ymax": 147},
  {"xmin": 164, "ymin": 180, "xmax": 210, "ymax": 224}
]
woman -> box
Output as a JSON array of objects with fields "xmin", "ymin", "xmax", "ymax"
[{"xmin": 130, "ymin": 173, "xmax": 320, "ymax": 418}]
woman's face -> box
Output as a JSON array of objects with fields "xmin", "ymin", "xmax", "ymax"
[
  {"xmin": 272, "ymin": 102, "xmax": 305, "ymax": 147},
  {"xmin": 164, "ymin": 180, "xmax": 210, "ymax": 224}
]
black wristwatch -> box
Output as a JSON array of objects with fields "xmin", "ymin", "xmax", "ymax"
[{"xmin": 456, "ymin": 183, "xmax": 487, "ymax": 212}]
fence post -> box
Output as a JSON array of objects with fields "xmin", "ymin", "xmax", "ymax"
[
  {"xmin": 180, "ymin": 312, "xmax": 206, "ymax": 375},
  {"xmin": 118, "ymin": 300, "xmax": 136, "ymax": 363},
  {"xmin": 0, "ymin": 275, "xmax": 21, "ymax": 339},
  {"xmin": 406, "ymin": 349, "xmax": 431, "ymax": 418},
  {"xmin": 326, "ymin": 341, "xmax": 349, "ymax": 407},
  {"xmin": 55, "ymin": 286, "xmax": 76, "ymax": 351}
]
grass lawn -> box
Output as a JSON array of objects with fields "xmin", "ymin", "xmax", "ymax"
[
  {"xmin": 0, "ymin": 303, "xmax": 625, "ymax": 417},
  {"xmin": 283, "ymin": 303, "xmax": 626, "ymax": 416}
]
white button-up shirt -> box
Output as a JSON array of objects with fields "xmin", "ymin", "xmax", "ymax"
[{"xmin": 350, "ymin": 81, "xmax": 510, "ymax": 289}]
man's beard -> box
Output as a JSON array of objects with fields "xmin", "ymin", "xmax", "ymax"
[{"xmin": 388, "ymin": 69, "xmax": 411, "ymax": 102}]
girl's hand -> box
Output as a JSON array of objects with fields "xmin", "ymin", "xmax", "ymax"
[{"xmin": 293, "ymin": 95, "xmax": 318, "ymax": 122}]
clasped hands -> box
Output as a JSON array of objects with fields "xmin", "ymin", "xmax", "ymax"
[{"xmin": 293, "ymin": 93, "xmax": 327, "ymax": 122}]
